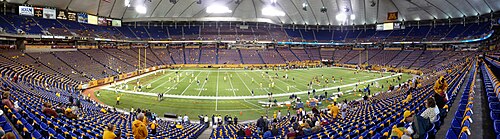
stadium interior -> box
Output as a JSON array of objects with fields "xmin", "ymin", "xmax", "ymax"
[{"xmin": 0, "ymin": 0, "xmax": 499, "ymax": 139}]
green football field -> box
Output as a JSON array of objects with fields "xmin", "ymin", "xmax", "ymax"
[{"xmin": 95, "ymin": 67, "xmax": 412, "ymax": 120}]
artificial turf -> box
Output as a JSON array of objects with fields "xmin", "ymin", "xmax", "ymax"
[{"xmin": 96, "ymin": 67, "xmax": 412, "ymax": 120}]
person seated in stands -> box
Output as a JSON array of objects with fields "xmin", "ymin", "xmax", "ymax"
[
  {"xmin": 433, "ymin": 76, "xmax": 448, "ymax": 109},
  {"xmin": 64, "ymin": 107, "xmax": 77, "ymax": 119},
  {"xmin": 420, "ymin": 97, "xmax": 439, "ymax": 122},
  {"xmin": 42, "ymin": 102, "xmax": 58, "ymax": 118},
  {"xmin": 0, "ymin": 127, "xmax": 4, "ymax": 137},
  {"xmin": 311, "ymin": 122, "xmax": 322, "ymax": 133},
  {"xmin": 103, "ymin": 123, "xmax": 120, "ymax": 139},
  {"xmin": 175, "ymin": 122, "xmax": 183, "ymax": 130},
  {"xmin": 263, "ymin": 128, "xmax": 273, "ymax": 138},
  {"xmin": 132, "ymin": 113, "xmax": 148, "ymax": 139},
  {"xmin": 2, "ymin": 132, "xmax": 15, "ymax": 139},
  {"xmin": 244, "ymin": 126, "xmax": 252, "ymax": 137},
  {"xmin": 392, "ymin": 110, "xmax": 432, "ymax": 139},
  {"xmin": 1, "ymin": 92, "xmax": 18, "ymax": 111},
  {"xmin": 402, "ymin": 90, "xmax": 412, "ymax": 103},
  {"xmin": 286, "ymin": 127, "xmax": 296, "ymax": 139},
  {"xmin": 101, "ymin": 107, "xmax": 108, "ymax": 114},
  {"xmin": 150, "ymin": 120, "xmax": 158, "ymax": 135},
  {"xmin": 391, "ymin": 111, "xmax": 413, "ymax": 139},
  {"xmin": 237, "ymin": 128, "xmax": 246, "ymax": 137},
  {"xmin": 301, "ymin": 121, "xmax": 312, "ymax": 135}
]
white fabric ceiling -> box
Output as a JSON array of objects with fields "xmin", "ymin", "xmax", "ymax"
[{"xmin": 7, "ymin": 0, "xmax": 500, "ymax": 25}]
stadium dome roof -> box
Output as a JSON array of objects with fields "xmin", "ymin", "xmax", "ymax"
[{"xmin": 7, "ymin": 0, "xmax": 500, "ymax": 25}]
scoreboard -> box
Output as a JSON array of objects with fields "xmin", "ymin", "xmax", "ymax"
[{"xmin": 376, "ymin": 22, "xmax": 403, "ymax": 31}]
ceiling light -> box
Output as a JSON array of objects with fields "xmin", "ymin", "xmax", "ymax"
[
  {"xmin": 207, "ymin": 4, "xmax": 232, "ymax": 13},
  {"xmin": 350, "ymin": 14, "xmax": 355, "ymax": 20},
  {"xmin": 135, "ymin": 5, "xmax": 147, "ymax": 14},
  {"xmin": 336, "ymin": 13, "xmax": 347, "ymax": 22},
  {"xmin": 125, "ymin": 0, "xmax": 131, "ymax": 7},
  {"xmin": 302, "ymin": 3, "xmax": 307, "ymax": 11},
  {"xmin": 262, "ymin": 6, "xmax": 285, "ymax": 16}
]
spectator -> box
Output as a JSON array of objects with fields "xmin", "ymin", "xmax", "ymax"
[
  {"xmin": 433, "ymin": 76, "xmax": 448, "ymax": 109},
  {"xmin": 2, "ymin": 132, "xmax": 15, "ymax": 139},
  {"xmin": 150, "ymin": 120, "xmax": 158, "ymax": 135},
  {"xmin": 103, "ymin": 123, "xmax": 120, "ymax": 139},
  {"xmin": 175, "ymin": 122, "xmax": 184, "ymax": 129},
  {"xmin": 237, "ymin": 128, "xmax": 245, "ymax": 137},
  {"xmin": 329, "ymin": 102, "xmax": 340, "ymax": 120},
  {"xmin": 271, "ymin": 125, "xmax": 279, "ymax": 137},
  {"xmin": 420, "ymin": 97, "xmax": 439, "ymax": 122},
  {"xmin": 244, "ymin": 126, "xmax": 252, "ymax": 137},
  {"xmin": 64, "ymin": 107, "xmax": 77, "ymax": 119},
  {"xmin": 183, "ymin": 114, "xmax": 189, "ymax": 124},
  {"xmin": 256, "ymin": 116, "xmax": 265, "ymax": 131},
  {"xmin": 234, "ymin": 116, "xmax": 238, "ymax": 125},
  {"xmin": 1, "ymin": 92, "xmax": 17, "ymax": 111},
  {"xmin": 204, "ymin": 115, "xmax": 209, "ymax": 125},
  {"xmin": 263, "ymin": 129, "xmax": 273, "ymax": 138},
  {"xmin": 0, "ymin": 127, "xmax": 4, "ymax": 137},
  {"xmin": 132, "ymin": 113, "xmax": 148, "ymax": 139},
  {"xmin": 42, "ymin": 102, "xmax": 58, "ymax": 118},
  {"xmin": 286, "ymin": 127, "xmax": 296, "ymax": 139}
]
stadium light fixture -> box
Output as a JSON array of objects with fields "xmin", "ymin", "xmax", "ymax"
[
  {"xmin": 207, "ymin": 4, "xmax": 232, "ymax": 14},
  {"xmin": 135, "ymin": 5, "xmax": 147, "ymax": 14},
  {"xmin": 125, "ymin": 0, "xmax": 131, "ymax": 7},
  {"xmin": 262, "ymin": 6, "xmax": 285, "ymax": 16},
  {"xmin": 336, "ymin": 13, "xmax": 347, "ymax": 22}
]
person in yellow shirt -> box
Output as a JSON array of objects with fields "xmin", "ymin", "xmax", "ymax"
[
  {"xmin": 55, "ymin": 92, "xmax": 60, "ymax": 97},
  {"xmin": 132, "ymin": 113, "xmax": 148, "ymax": 139},
  {"xmin": 103, "ymin": 123, "xmax": 120, "ymax": 139},
  {"xmin": 116, "ymin": 94, "xmax": 121, "ymax": 105},
  {"xmin": 150, "ymin": 120, "xmax": 158, "ymax": 135},
  {"xmin": 402, "ymin": 91, "xmax": 412, "ymax": 104},
  {"xmin": 176, "ymin": 122, "xmax": 184, "ymax": 129},
  {"xmin": 100, "ymin": 108, "xmax": 107, "ymax": 114},
  {"xmin": 330, "ymin": 102, "xmax": 340, "ymax": 120}
]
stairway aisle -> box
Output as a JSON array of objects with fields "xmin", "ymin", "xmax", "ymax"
[
  {"xmin": 435, "ymin": 68, "xmax": 472, "ymax": 138},
  {"xmin": 471, "ymin": 69, "xmax": 495, "ymax": 138},
  {"xmin": 199, "ymin": 127, "xmax": 212, "ymax": 138}
]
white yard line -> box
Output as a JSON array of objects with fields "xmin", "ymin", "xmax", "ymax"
[
  {"xmin": 197, "ymin": 72, "xmax": 211, "ymax": 96},
  {"xmin": 180, "ymin": 71, "xmax": 203, "ymax": 95},
  {"xmin": 106, "ymin": 72, "xmax": 403, "ymax": 100},
  {"xmin": 235, "ymin": 72, "xmax": 252, "ymax": 95},
  {"xmin": 148, "ymin": 71, "xmax": 178, "ymax": 92},
  {"xmin": 227, "ymin": 72, "xmax": 237, "ymax": 96},
  {"xmin": 162, "ymin": 71, "xmax": 193, "ymax": 94},
  {"xmin": 243, "ymin": 99, "xmax": 264, "ymax": 109},
  {"xmin": 265, "ymin": 73, "xmax": 302, "ymax": 92},
  {"xmin": 247, "ymin": 71, "xmax": 287, "ymax": 93},
  {"xmin": 215, "ymin": 69, "xmax": 219, "ymax": 111}
]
